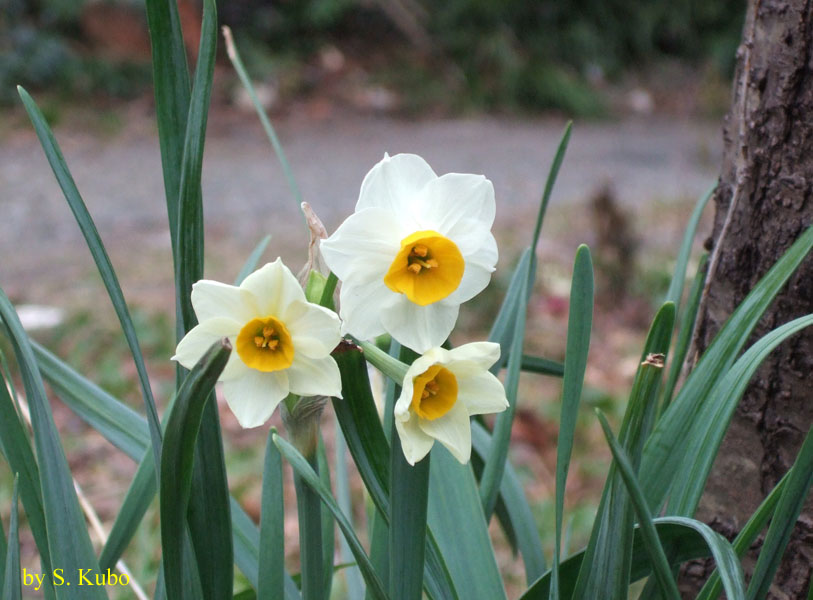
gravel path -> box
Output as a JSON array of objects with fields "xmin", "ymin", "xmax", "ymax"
[{"xmin": 0, "ymin": 108, "xmax": 721, "ymax": 310}]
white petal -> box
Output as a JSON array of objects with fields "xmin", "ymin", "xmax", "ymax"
[
  {"xmin": 414, "ymin": 173, "xmax": 495, "ymax": 234},
  {"xmin": 356, "ymin": 154, "xmax": 437, "ymax": 214},
  {"xmin": 222, "ymin": 369, "xmax": 289, "ymax": 428},
  {"xmin": 241, "ymin": 259, "xmax": 305, "ymax": 317},
  {"xmin": 417, "ymin": 400, "xmax": 472, "ymax": 464},
  {"xmin": 447, "ymin": 222, "xmax": 498, "ymax": 262},
  {"xmin": 456, "ymin": 370, "xmax": 508, "ymax": 416},
  {"xmin": 338, "ymin": 278, "xmax": 396, "ymax": 341},
  {"xmin": 395, "ymin": 410, "xmax": 435, "ymax": 465},
  {"xmin": 380, "ymin": 298, "xmax": 459, "ymax": 353},
  {"xmin": 444, "ymin": 260, "xmax": 494, "ymax": 305},
  {"xmin": 320, "ymin": 208, "xmax": 403, "ymax": 281},
  {"xmin": 447, "ymin": 342, "xmax": 501, "ymax": 369},
  {"xmin": 283, "ymin": 301, "xmax": 342, "ymax": 358},
  {"xmin": 172, "ymin": 317, "xmax": 241, "ymax": 370},
  {"xmin": 287, "ymin": 354, "xmax": 343, "ymax": 398},
  {"xmin": 191, "ymin": 280, "xmax": 255, "ymax": 323}
]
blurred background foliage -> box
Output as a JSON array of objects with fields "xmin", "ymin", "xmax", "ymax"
[{"xmin": 2, "ymin": 0, "xmax": 744, "ymax": 113}]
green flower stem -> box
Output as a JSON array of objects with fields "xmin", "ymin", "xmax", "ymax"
[
  {"xmin": 358, "ymin": 340, "xmax": 409, "ymax": 384},
  {"xmin": 389, "ymin": 425, "xmax": 431, "ymax": 600},
  {"xmin": 282, "ymin": 397, "xmax": 329, "ymax": 600}
]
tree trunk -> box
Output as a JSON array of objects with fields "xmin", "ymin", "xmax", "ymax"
[{"xmin": 681, "ymin": 0, "xmax": 813, "ymax": 597}]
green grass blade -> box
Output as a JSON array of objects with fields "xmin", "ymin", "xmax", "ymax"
[
  {"xmin": 2, "ymin": 477, "xmax": 20, "ymax": 600},
  {"xmin": 471, "ymin": 421, "xmax": 546, "ymax": 583},
  {"xmin": 746, "ymin": 420, "xmax": 813, "ymax": 600},
  {"xmin": 532, "ymin": 121, "xmax": 572, "ymax": 251},
  {"xmin": 175, "ymin": 0, "xmax": 217, "ymax": 333},
  {"xmin": 160, "ymin": 339, "xmax": 231, "ymax": 600},
  {"xmin": 335, "ymin": 421, "xmax": 365, "ymax": 599},
  {"xmin": 274, "ymin": 434, "xmax": 388, "ymax": 600},
  {"xmin": 480, "ymin": 250, "xmax": 532, "ymax": 519},
  {"xmin": 596, "ymin": 411, "xmax": 681, "ymax": 600},
  {"xmin": 223, "ymin": 26, "xmax": 304, "ymax": 211},
  {"xmin": 549, "ymin": 244, "xmax": 594, "ymax": 600},
  {"xmin": 640, "ymin": 224, "xmax": 813, "ymax": 512},
  {"xmin": 0, "ymin": 369, "xmax": 51, "ymax": 585},
  {"xmin": 696, "ymin": 470, "xmax": 788, "ymax": 600},
  {"xmin": 143, "ymin": 0, "xmax": 191, "ymax": 248},
  {"xmin": 664, "ymin": 185, "xmax": 714, "ymax": 308},
  {"xmin": 0, "ymin": 289, "xmax": 104, "ymax": 598},
  {"xmin": 331, "ymin": 345, "xmax": 458, "ymax": 600},
  {"xmin": 572, "ymin": 302, "xmax": 673, "ymax": 600},
  {"xmin": 236, "ymin": 235, "xmax": 272, "ymax": 285},
  {"xmin": 428, "ymin": 446, "xmax": 507, "ymax": 600},
  {"xmin": 259, "ymin": 428, "xmax": 286, "ymax": 600},
  {"xmin": 669, "ymin": 314, "xmax": 813, "ymax": 517},
  {"xmin": 17, "ymin": 85, "xmax": 163, "ymax": 471},
  {"xmin": 661, "ymin": 252, "xmax": 708, "ymax": 410}
]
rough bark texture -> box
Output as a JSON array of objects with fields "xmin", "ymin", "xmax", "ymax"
[{"xmin": 681, "ymin": 0, "xmax": 813, "ymax": 597}]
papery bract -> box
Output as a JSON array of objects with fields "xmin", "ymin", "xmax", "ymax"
[
  {"xmin": 173, "ymin": 259, "xmax": 342, "ymax": 428},
  {"xmin": 321, "ymin": 153, "xmax": 498, "ymax": 352},
  {"xmin": 394, "ymin": 342, "xmax": 508, "ymax": 464}
]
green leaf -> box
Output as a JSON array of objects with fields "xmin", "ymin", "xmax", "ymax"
[
  {"xmin": 2, "ymin": 477, "xmax": 20, "ymax": 600},
  {"xmin": 318, "ymin": 439, "xmax": 334, "ymax": 599},
  {"xmin": 160, "ymin": 339, "xmax": 231, "ymax": 600},
  {"xmin": 428, "ymin": 446, "xmax": 507, "ymax": 600},
  {"xmin": 274, "ymin": 434, "xmax": 388, "ymax": 600},
  {"xmin": 520, "ymin": 355, "xmax": 564, "ymax": 377},
  {"xmin": 335, "ymin": 420, "xmax": 365, "ymax": 598},
  {"xmin": 661, "ymin": 253, "xmax": 708, "ymax": 411},
  {"xmin": 746, "ymin": 419, "xmax": 813, "ymax": 600},
  {"xmin": 572, "ymin": 302, "xmax": 673, "ymax": 600},
  {"xmin": 532, "ymin": 121, "xmax": 572, "ymax": 252},
  {"xmin": 236, "ymin": 235, "xmax": 272, "ymax": 285},
  {"xmin": 488, "ymin": 248, "xmax": 533, "ymax": 373},
  {"xmin": 669, "ymin": 314, "xmax": 813, "ymax": 517},
  {"xmin": 480, "ymin": 247, "xmax": 533, "ymax": 519},
  {"xmin": 521, "ymin": 517, "xmax": 742, "ymax": 599},
  {"xmin": 331, "ymin": 345, "xmax": 458, "ymax": 600},
  {"xmin": 696, "ymin": 470, "xmax": 788, "ymax": 600},
  {"xmin": 471, "ymin": 421, "xmax": 546, "ymax": 584},
  {"xmin": 17, "ymin": 85, "xmax": 163, "ymax": 473},
  {"xmin": 596, "ymin": 411, "xmax": 681, "ymax": 600},
  {"xmin": 640, "ymin": 224, "xmax": 813, "ymax": 513},
  {"xmin": 0, "ymin": 288, "xmax": 104, "ymax": 598},
  {"xmin": 259, "ymin": 428, "xmax": 286, "ymax": 600},
  {"xmin": 222, "ymin": 26, "xmax": 305, "ymax": 211},
  {"xmin": 549, "ymin": 244, "xmax": 594, "ymax": 600},
  {"xmin": 664, "ymin": 185, "xmax": 714, "ymax": 308}
]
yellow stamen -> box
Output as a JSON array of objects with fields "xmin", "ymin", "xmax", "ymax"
[
  {"xmin": 383, "ymin": 230, "xmax": 464, "ymax": 306},
  {"xmin": 411, "ymin": 364, "xmax": 458, "ymax": 420},
  {"xmin": 236, "ymin": 316, "xmax": 294, "ymax": 372}
]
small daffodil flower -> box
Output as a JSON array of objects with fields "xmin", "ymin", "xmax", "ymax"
[
  {"xmin": 172, "ymin": 259, "xmax": 343, "ymax": 428},
  {"xmin": 394, "ymin": 342, "xmax": 508, "ymax": 465},
  {"xmin": 321, "ymin": 153, "xmax": 498, "ymax": 353}
]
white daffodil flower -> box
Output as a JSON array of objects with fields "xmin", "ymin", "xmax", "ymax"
[
  {"xmin": 321, "ymin": 153, "xmax": 498, "ymax": 353},
  {"xmin": 172, "ymin": 259, "xmax": 343, "ymax": 428},
  {"xmin": 394, "ymin": 342, "xmax": 508, "ymax": 465}
]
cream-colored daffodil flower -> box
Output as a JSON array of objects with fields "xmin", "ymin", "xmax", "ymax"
[
  {"xmin": 172, "ymin": 259, "xmax": 342, "ymax": 428},
  {"xmin": 321, "ymin": 153, "xmax": 498, "ymax": 353},
  {"xmin": 394, "ymin": 342, "xmax": 508, "ymax": 465}
]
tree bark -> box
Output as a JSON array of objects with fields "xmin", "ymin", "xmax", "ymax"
[{"xmin": 682, "ymin": 0, "xmax": 813, "ymax": 597}]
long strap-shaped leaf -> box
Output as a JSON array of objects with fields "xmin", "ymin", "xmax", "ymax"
[
  {"xmin": 259, "ymin": 428, "xmax": 286, "ymax": 599},
  {"xmin": 17, "ymin": 86, "xmax": 164, "ymax": 475},
  {"xmin": 2, "ymin": 478, "xmax": 20, "ymax": 600},
  {"xmin": 160, "ymin": 339, "xmax": 230, "ymax": 600},
  {"xmin": 640, "ymin": 225, "xmax": 813, "ymax": 512},
  {"xmin": 572, "ymin": 302, "xmax": 674, "ymax": 600},
  {"xmin": 746, "ymin": 418, "xmax": 813, "ymax": 600},
  {"xmin": 32, "ymin": 339, "xmax": 301, "ymax": 598},
  {"xmin": 669, "ymin": 314, "xmax": 813, "ymax": 517},
  {"xmin": 0, "ymin": 289, "xmax": 105, "ymax": 598},
  {"xmin": 274, "ymin": 434, "xmax": 389, "ymax": 600},
  {"xmin": 549, "ymin": 245, "xmax": 594, "ymax": 600}
]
